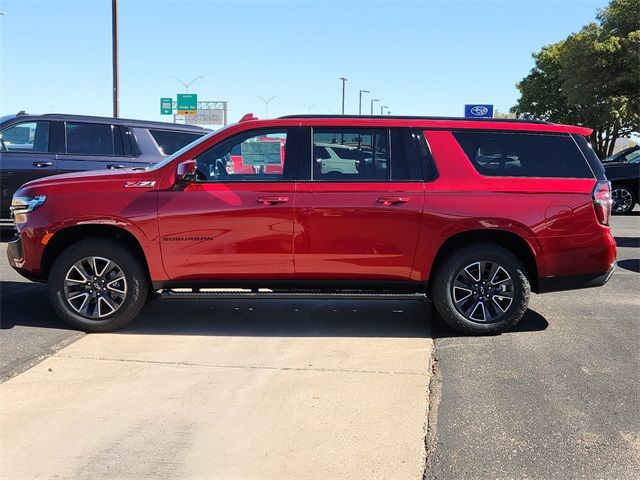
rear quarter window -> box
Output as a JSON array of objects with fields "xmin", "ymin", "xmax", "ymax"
[
  {"xmin": 453, "ymin": 131, "xmax": 593, "ymax": 178},
  {"xmin": 149, "ymin": 129, "xmax": 204, "ymax": 156}
]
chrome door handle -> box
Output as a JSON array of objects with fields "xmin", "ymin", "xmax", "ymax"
[
  {"xmin": 377, "ymin": 196, "xmax": 409, "ymax": 205},
  {"xmin": 33, "ymin": 161, "xmax": 53, "ymax": 168},
  {"xmin": 108, "ymin": 164, "xmax": 126, "ymax": 169},
  {"xmin": 257, "ymin": 196, "xmax": 289, "ymax": 205}
]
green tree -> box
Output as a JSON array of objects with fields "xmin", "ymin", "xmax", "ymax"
[{"xmin": 512, "ymin": 0, "xmax": 639, "ymax": 158}]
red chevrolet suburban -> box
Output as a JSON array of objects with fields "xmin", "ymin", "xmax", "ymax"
[{"xmin": 7, "ymin": 115, "xmax": 617, "ymax": 334}]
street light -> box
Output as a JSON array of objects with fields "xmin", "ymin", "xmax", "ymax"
[
  {"xmin": 258, "ymin": 95, "xmax": 277, "ymax": 119},
  {"xmin": 358, "ymin": 90, "xmax": 370, "ymax": 115},
  {"xmin": 171, "ymin": 76, "xmax": 204, "ymax": 93},
  {"xmin": 302, "ymin": 103, "xmax": 318, "ymax": 114},
  {"xmin": 370, "ymin": 98, "xmax": 380, "ymax": 115},
  {"xmin": 339, "ymin": 77, "xmax": 348, "ymax": 115},
  {"xmin": 381, "ymin": 105, "xmax": 389, "ymax": 115}
]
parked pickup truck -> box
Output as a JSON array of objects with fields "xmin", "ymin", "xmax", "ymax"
[{"xmin": 7, "ymin": 114, "xmax": 617, "ymax": 334}]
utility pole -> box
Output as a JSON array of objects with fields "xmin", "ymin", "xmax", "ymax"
[
  {"xmin": 359, "ymin": 90, "xmax": 370, "ymax": 115},
  {"xmin": 339, "ymin": 77, "xmax": 347, "ymax": 114},
  {"xmin": 370, "ymin": 98, "xmax": 380, "ymax": 115},
  {"xmin": 258, "ymin": 95, "xmax": 277, "ymax": 118},
  {"xmin": 381, "ymin": 105, "xmax": 389, "ymax": 115},
  {"xmin": 112, "ymin": 0, "xmax": 119, "ymax": 118}
]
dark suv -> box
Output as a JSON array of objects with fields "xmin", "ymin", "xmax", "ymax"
[
  {"xmin": 0, "ymin": 112, "xmax": 208, "ymax": 222},
  {"xmin": 6, "ymin": 114, "xmax": 617, "ymax": 335}
]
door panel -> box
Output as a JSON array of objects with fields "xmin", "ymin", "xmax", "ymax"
[
  {"xmin": 158, "ymin": 182, "xmax": 295, "ymax": 279},
  {"xmin": 294, "ymin": 182, "xmax": 425, "ymax": 279}
]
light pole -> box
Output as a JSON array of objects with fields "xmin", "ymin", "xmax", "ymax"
[
  {"xmin": 339, "ymin": 77, "xmax": 348, "ymax": 115},
  {"xmin": 258, "ymin": 95, "xmax": 277, "ymax": 118},
  {"xmin": 381, "ymin": 105, "xmax": 389, "ymax": 115},
  {"xmin": 358, "ymin": 90, "xmax": 370, "ymax": 115},
  {"xmin": 112, "ymin": 0, "xmax": 119, "ymax": 117},
  {"xmin": 370, "ymin": 98, "xmax": 380, "ymax": 115},
  {"xmin": 171, "ymin": 76, "xmax": 204, "ymax": 94},
  {"xmin": 302, "ymin": 103, "xmax": 317, "ymax": 114}
]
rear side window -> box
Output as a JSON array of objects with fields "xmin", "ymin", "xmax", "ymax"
[
  {"xmin": 312, "ymin": 128, "xmax": 389, "ymax": 181},
  {"xmin": 149, "ymin": 129, "xmax": 203, "ymax": 156},
  {"xmin": 453, "ymin": 131, "xmax": 593, "ymax": 178},
  {"xmin": 65, "ymin": 123, "xmax": 115, "ymax": 155}
]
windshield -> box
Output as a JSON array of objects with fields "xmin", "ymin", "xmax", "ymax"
[{"xmin": 149, "ymin": 124, "xmax": 234, "ymax": 171}]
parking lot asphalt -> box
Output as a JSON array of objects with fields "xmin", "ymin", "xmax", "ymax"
[
  {"xmin": 0, "ymin": 212, "xmax": 638, "ymax": 479},
  {"xmin": 428, "ymin": 212, "xmax": 640, "ymax": 479}
]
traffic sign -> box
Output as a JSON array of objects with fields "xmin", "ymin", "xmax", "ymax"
[
  {"xmin": 464, "ymin": 104, "xmax": 494, "ymax": 118},
  {"xmin": 177, "ymin": 93, "xmax": 197, "ymax": 115},
  {"xmin": 160, "ymin": 97, "xmax": 173, "ymax": 115}
]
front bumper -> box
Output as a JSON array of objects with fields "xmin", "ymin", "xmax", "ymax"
[
  {"xmin": 537, "ymin": 264, "xmax": 616, "ymax": 294},
  {"xmin": 6, "ymin": 235, "xmax": 46, "ymax": 282}
]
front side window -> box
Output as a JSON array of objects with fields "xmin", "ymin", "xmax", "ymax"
[
  {"xmin": 195, "ymin": 129, "xmax": 287, "ymax": 182},
  {"xmin": 453, "ymin": 131, "xmax": 593, "ymax": 178},
  {"xmin": 65, "ymin": 123, "xmax": 114, "ymax": 155},
  {"xmin": 312, "ymin": 128, "xmax": 389, "ymax": 181},
  {"xmin": 0, "ymin": 121, "xmax": 50, "ymax": 153},
  {"xmin": 149, "ymin": 129, "xmax": 204, "ymax": 156}
]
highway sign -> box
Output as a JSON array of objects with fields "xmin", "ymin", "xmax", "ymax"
[
  {"xmin": 177, "ymin": 94, "xmax": 197, "ymax": 115},
  {"xmin": 160, "ymin": 97, "xmax": 173, "ymax": 115}
]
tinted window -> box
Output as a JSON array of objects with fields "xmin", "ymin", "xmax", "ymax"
[
  {"xmin": 312, "ymin": 128, "xmax": 389, "ymax": 181},
  {"xmin": 196, "ymin": 129, "xmax": 288, "ymax": 182},
  {"xmin": 149, "ymin": 129, "xmax": 203, "ymax": 156},
  {"xmin": 0, "ymin": 121, "xmax": 50, "ymax": 153},
  {"xmin": 453, "ymin": 131, "xmax": 593, "ymax": 178},
  {"xmin": 66, "ymin": 123, "xmax": 114, "ymax": 155}
]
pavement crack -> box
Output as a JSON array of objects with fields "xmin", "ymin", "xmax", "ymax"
[
  {"xmin": 55, "ymin": 354, "xmax": 426, "ymax": 376},
  {"xmin": 422, "ymin": 347, "xmax": 442, "ymax": 480}
]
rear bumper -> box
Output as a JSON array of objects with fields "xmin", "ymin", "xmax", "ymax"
[{"xmin": 537, "ymin": 265, "xmax": 616, "ymax": 294}]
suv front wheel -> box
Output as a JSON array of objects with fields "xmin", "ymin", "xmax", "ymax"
[
  {"xmin": 432, "ymin": 243, "xmax": 530, "ymax": 335},
  {"xmin": 48, "ymin": 238, "xmax": 149, "ymax": 332}
]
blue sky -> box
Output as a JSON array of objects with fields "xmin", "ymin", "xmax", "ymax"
[{"xmin": 1, "ymin": 0, "xmax": 607, "ymax": 125}]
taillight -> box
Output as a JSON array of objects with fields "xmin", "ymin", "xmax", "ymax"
[{"xmin": 592, "ymin": 180, "xmax": 612, "ymax": 225}]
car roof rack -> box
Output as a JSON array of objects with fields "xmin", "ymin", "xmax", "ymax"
[{"xmin": 278, "ymin": 114, "xmax": 552, "ymax": 124}]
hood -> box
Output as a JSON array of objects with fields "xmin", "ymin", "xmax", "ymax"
[{"xmin": 18, "ymin": 167, "xmax": 160, "ymax": 195}]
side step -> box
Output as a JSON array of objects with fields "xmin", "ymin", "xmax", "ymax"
[{"xmin": 160, "ymin": 289, "xmax": 428, "ymax": 301}]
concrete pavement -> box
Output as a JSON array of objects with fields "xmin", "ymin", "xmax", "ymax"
[{"xmin": 0, "ymin": 299, "xmax": 433, "ymax": 480}]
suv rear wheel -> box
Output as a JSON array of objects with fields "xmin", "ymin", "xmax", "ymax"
[
  {"xmin": 432, "ymin": 243, "xmax": 530, "ymax": 335},
  {"xmin": 48, "ymin": 238, "xmax": 149, "ymax": 332}
]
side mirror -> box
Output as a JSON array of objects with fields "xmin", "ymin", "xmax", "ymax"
[{"xmin": 175, "ymin": 159, "xmax": 197, "ymax": 186}]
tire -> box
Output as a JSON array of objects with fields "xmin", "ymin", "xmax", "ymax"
[
  {"xmin": 48, "ymin": 238, "xmax": 149, "ymax": 332},
  {"xmin": 611, "ymin": 185, "xmax": 637, "ymax": 215},
  {"xmin": 432, "ymin": 242, "xmax": 530, "ymax": 335}
]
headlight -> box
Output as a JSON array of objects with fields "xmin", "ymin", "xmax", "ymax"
[{"xmin": 10, "ymin": 195, "xmax": 46, "ymax": 224}]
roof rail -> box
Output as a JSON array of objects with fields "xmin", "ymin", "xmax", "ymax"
[{"xmin": 278, "ymin": 114, "xmax": 552, "ymax": 124}]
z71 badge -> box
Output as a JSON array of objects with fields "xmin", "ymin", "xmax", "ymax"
[{"xmin": 124, "ymin": 181, "xmax": 156, "ymax": 188}]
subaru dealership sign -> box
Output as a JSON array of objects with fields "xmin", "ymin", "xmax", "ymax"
[{"xmin": 464, "ymin": 104, "xmax": 494, "ymax": 118}]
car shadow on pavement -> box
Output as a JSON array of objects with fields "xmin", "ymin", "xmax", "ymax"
[
  {"xmin": 0, "ymin": 281, "xmax": 71, "ymax": 331},
  {"xmin": 1, "ymin": 280, "xmax": 549, "ymax": 338},
  {"xmin": 617, "ymin": 259, "xmax": 640, "ymax": 273},
  {"xmin": 430, "ymin": 306, "xmax": 549, "ymax": 339},
  {"xmin": 614, "ymin": 237, "xmax": 640, "ymax": 248}
]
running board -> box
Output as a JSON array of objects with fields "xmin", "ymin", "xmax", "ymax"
[{"xmin": 160, "ymin": 289, "xmax": 428, "ymax": 301}]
